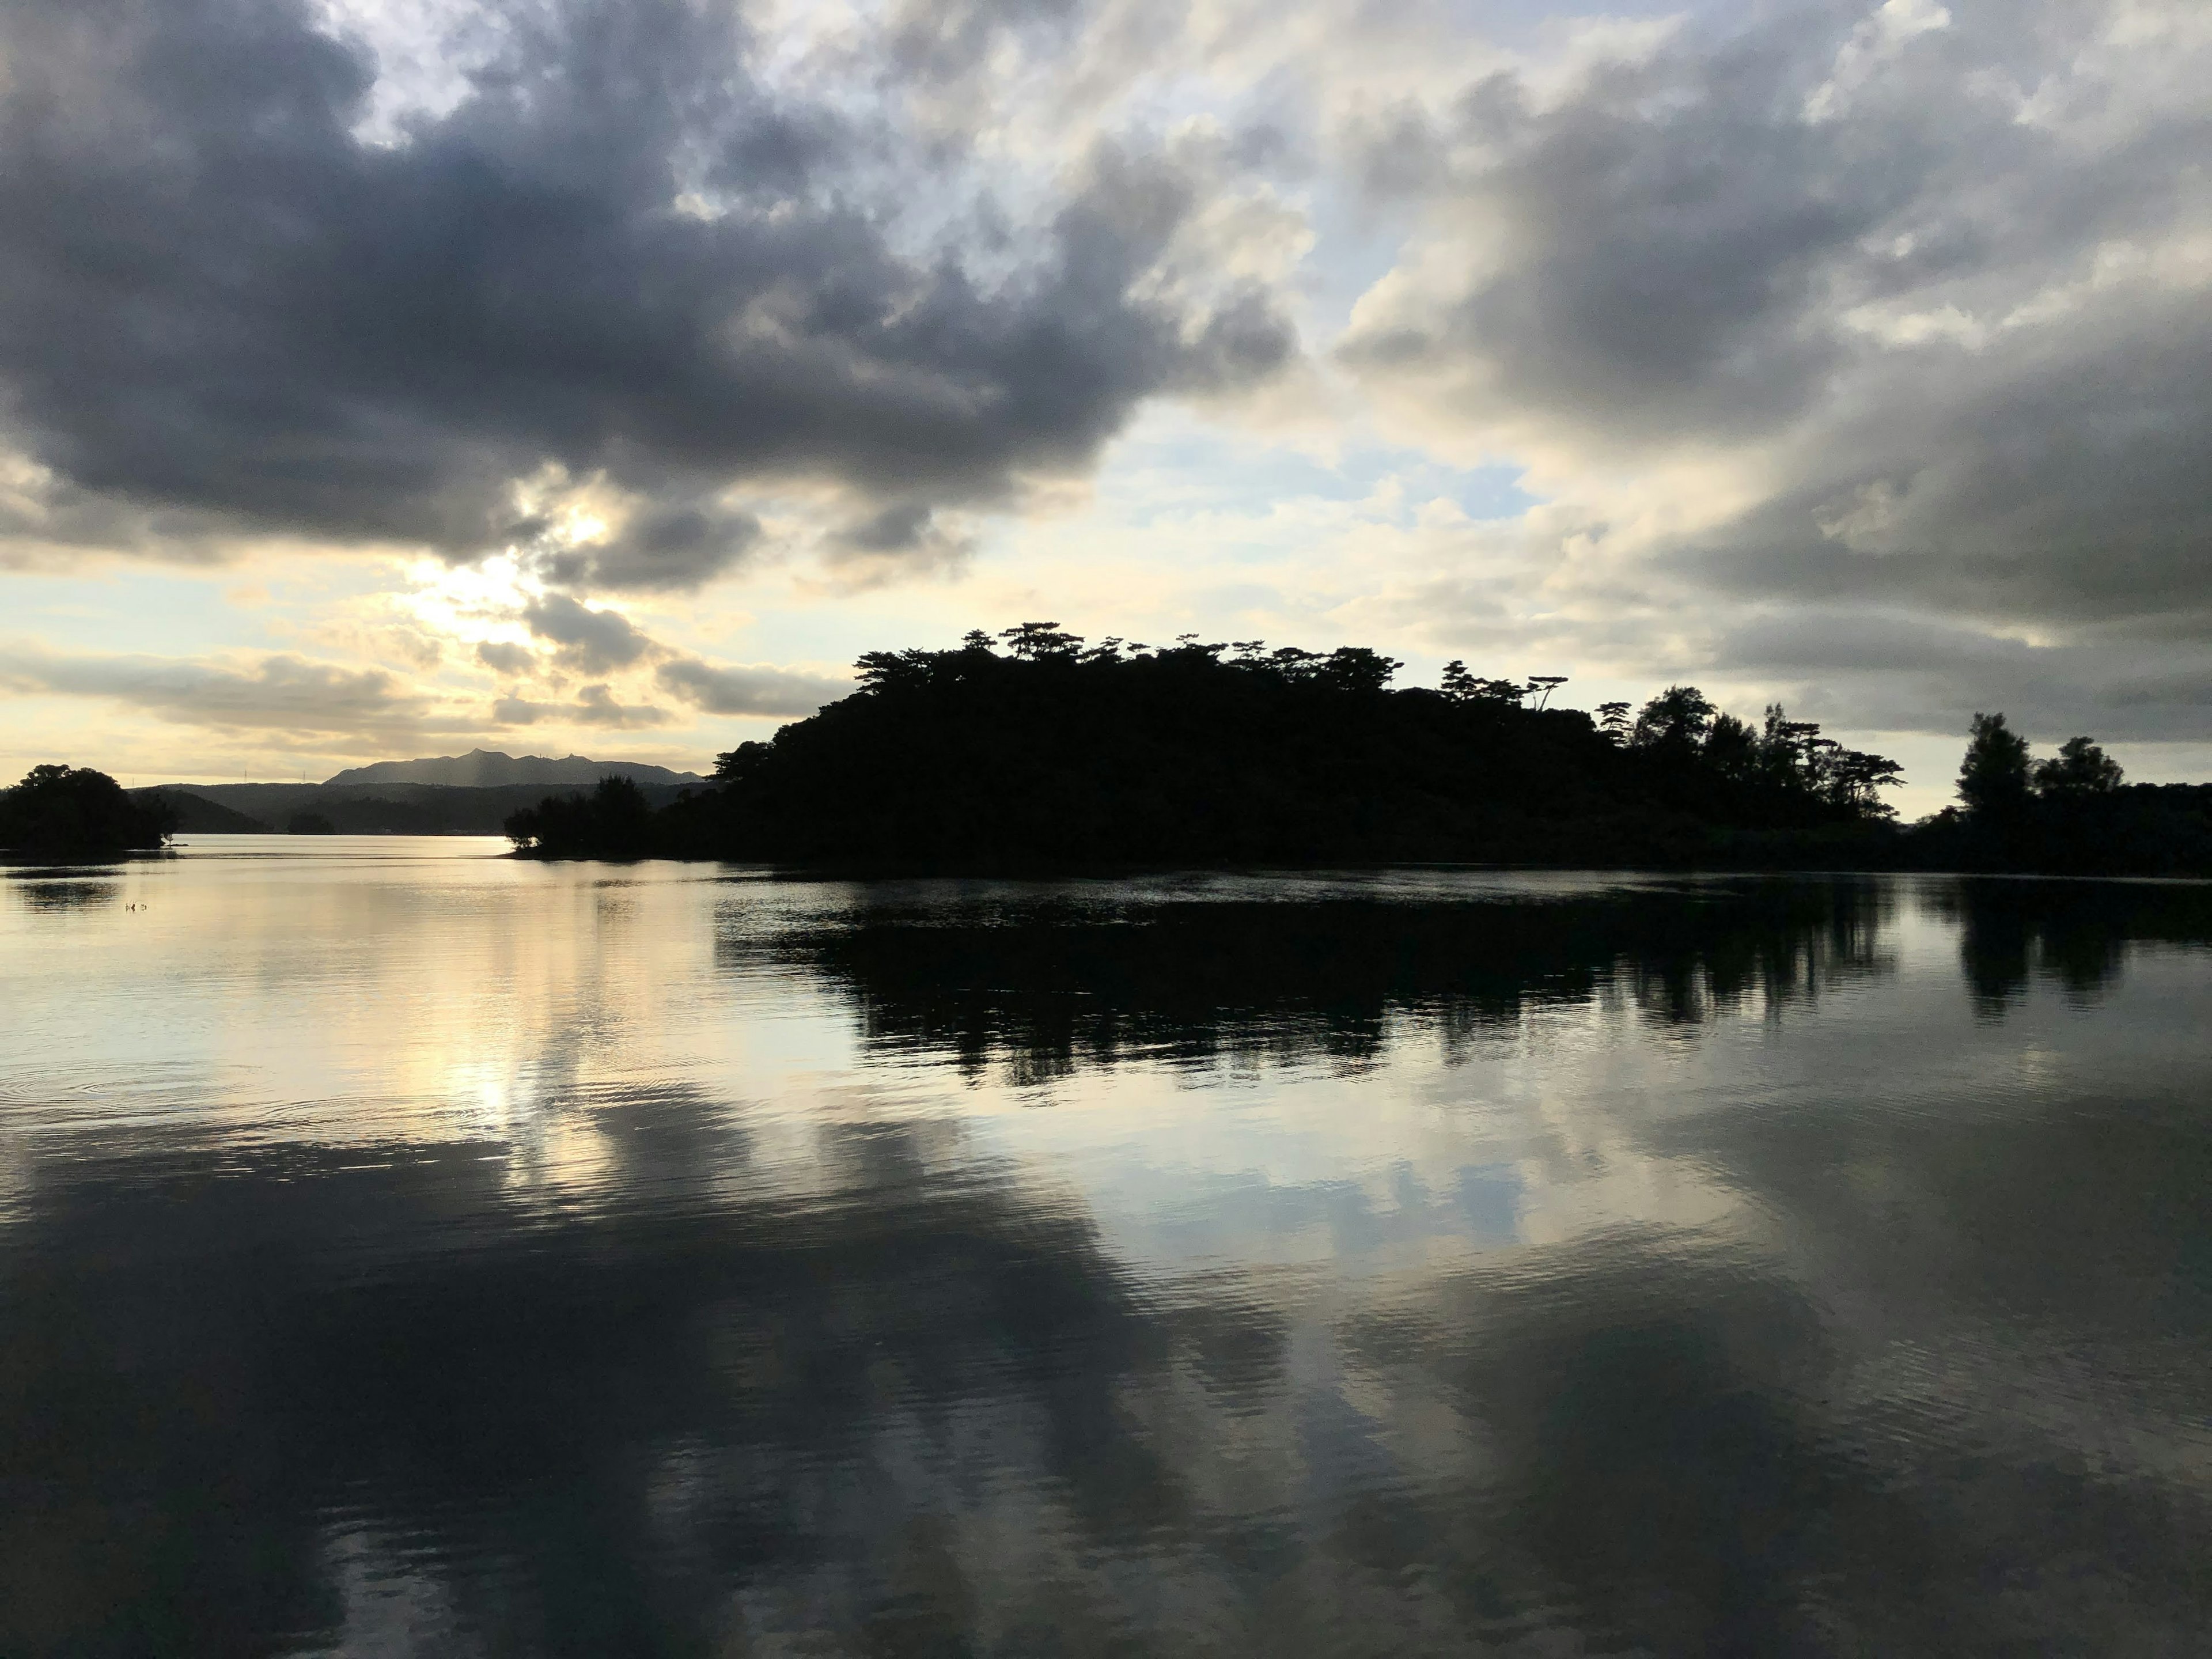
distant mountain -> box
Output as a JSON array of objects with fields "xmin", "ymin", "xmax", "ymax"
[{"xmin": 323, "ymin": 749, "xmax": 703, "ymax": 788}]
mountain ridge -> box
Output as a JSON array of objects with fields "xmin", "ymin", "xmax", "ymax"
[{"xmin": 323, "ymin": 749, "xmax": 703, "ymax": 788}]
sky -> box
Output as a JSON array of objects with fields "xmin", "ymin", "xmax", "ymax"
[{"xmin": 0, "ymin": 0, "xmax": 2206, "ymax": 814}]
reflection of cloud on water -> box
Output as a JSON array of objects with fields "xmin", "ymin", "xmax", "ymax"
[{"xmin": 16, "ymin": 1108, "xmax": 2192, "ymax": 1657}]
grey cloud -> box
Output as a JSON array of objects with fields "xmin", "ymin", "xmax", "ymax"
[
  {"xmin": 1344, "ymin": 0, "xmax": 2212, "ymax": 664},
  {"xmin": 0, "ymin": 0, "xmax": 1296, "ymax": 581},
  {"xmin": 824, "ymin": 501, "xmax": 975, "ymax": 584},
  {"xmin": 475, "ymin": 639, "xmax": 537, "ymax": 677},
  {"xmin": 884, "ymin": 0, "xmax": 1081, "ymax": 90},
  {"xmin": 835, "ymin": 503, "xmax": 938, "ymax": 555},
  {"xmin": 1340, "ymin": 20, "xmax": 1947, "ymax": 441},
  {"xmin": 531, "ymin": 505, "xmax": 764, "ymax": 594},
  {"xmin": 494, "ymin": 685, "xmax": 673, "ymax": 728},
  {"xmin": 1710, "ymin": 609, "xmax": 2212, "ymax": 743},
  {"xmin": 0, "ymin": 643, "xmax": 434, "ymax": 736},
  {"xmin": 656, "ymin": 658, "xmax": 849, "ymax": 717},
  {"xmin": 522, "ymin": 594, "xmax": 654, "ymax": 675},
  {"xmin": 1681, "ymin": 289, "xmax": 2212, "ymax": 634}
]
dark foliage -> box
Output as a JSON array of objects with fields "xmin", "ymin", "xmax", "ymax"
[
  {"xmin": 1957, "ymin": 712, "xmax": 2032, "ymax": 817},
  {"xmin": 634, "ymin": 628, "xmax": 1899, "ymax": 870},
  {"xmin": 0, "ymin": 765, "xmax": 173, "ymax": 859},
  {"xmin": 1902, "ymin": 722, "xmax": 2212, "ymax": 874},
  {"xmin": 1903, "ymin": 782, "xmax": 2212, "ymax": 875},
  {"xmin": 285, "ymin": 811, "xmax": 337, "ymax": 835},
  {"xmin": 505, "ymin": 777, "xmax": 660, "ymax": 859}
]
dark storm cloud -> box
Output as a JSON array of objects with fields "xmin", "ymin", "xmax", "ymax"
[
  {"xmin": 0, "ymin": 0, "xmax": 1294, "ymax": 584},
  {"xmin": 1342, "ymin": 0, "xmax": 2212, "ymax": 654},
  {"xmin": 521, "ymin": 593, "xmax": 654, "ymax": 675},
  {"xmin": 655, "ymin": 657, "xmax": 848, "ymax": 718}
]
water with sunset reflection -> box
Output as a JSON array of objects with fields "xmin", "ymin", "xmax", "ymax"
[{"xmin": 3, "ymin": 841, "xmax": 2210, "ymax": 1656}]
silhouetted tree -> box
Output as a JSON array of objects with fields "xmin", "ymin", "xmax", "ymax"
[
  {"xmin": 2033, "ymin": 736, "xmax": 2123, "ymax": 798},
  {"xmin": 1315, "ymin": 646, "xmax": 1402, "ymax": 694},
  {"xmin": 1439, "ymin": 661, "xmax": 1529, "ymax": 704},
  {"xmin": 1631, "ymin": 686, "xmax": 1717, "ymax": 754},
  {"xmin": 1958, "ymin": 713, "xmax": 2032, "ymax": 816},
  {"xmin": 1828, "ymin": 748, "xmax": 1905, "ymax": 817},
  {"xmin": 1703, "ymin": 713, "xmax": 1760, "ymax": 781},
  {"xmin": 999, "ymin": 621, "xmax": 1084, "ymax": 660}
]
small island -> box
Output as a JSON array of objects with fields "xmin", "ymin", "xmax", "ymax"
[
  {"xmin": 0, "ymin": 765, "xmax": 175, "ymax": 862},
  {"xmin": 503, "ymin": 626, "xmax": 2212, "ymax": 875}
]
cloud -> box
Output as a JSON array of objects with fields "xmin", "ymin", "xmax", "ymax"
[
  {"xmin": 530, "ymin": 503, "xmax": 764, "ymax": 594},
  {"xmin": 0, "ymin": 637, "xmax": 687, "ymax": 748},
  {"xmin": 493, "ymin": 685, "xmax": 673, "ymax": 728},
  {"xmin": 656, "ymin": 658, "xmax": 849, "ymax": 717},
  {"xmin": 0, "ymin": 642, "xmax": 435, "ymax": 737},
  {"xmin": 1338, "ymin": 0, "xmax": 2212, "ymax": 664},
  {"xmin": 0, "ymin": 0, "xmax": 1297, "ymax": 584},
  {"xmin": 475, "ymin": 639, "xmax": 537, "ymax": 677},
  {"xmin": 821, "ymin": 502, "xmax": 976, "ymax": 587},
  {"xmin": 521, "ymin": 593, "xmax": 654, "ymax": 675},
  {"xmin": 1707, "ymin": 608, "xmax": 2212, "ymax": 744}
]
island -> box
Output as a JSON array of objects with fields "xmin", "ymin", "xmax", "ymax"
[
  {"xmin": 503, "ymin": 626, "xmax": 2212, "ymax": 875},
  {"xmin": 0, "ymin": 765, "xmax": 175, "ymax": 861}
]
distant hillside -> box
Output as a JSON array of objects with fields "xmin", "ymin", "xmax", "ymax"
[
  {"xmin": 324, "ymin": 749, "xmax": 702, "ymax": 788},
  {"xmin": 139, "ymin": 780, "xmax": 698, "ymax": 836},
  {"xmin": 134, "ymin": 788, "xmax": 271, "ymax": 833}
]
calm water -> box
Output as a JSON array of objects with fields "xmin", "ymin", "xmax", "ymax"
[{"xmin": 3, "ymin": 840, "xmax": 2210, "ymax": 1656}]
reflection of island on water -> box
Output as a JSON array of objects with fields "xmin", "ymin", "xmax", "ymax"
[
  {"xmin": 4, "ymin": 874, "xmax": 122, "ymax": 911},
  {"xmin": 729, "ymin": 878, "xmax": 1900, "ymax": 1083},
  {"xmin": 1929, "ymin": 878, "xmax": 2212, "ymax": 1013}
]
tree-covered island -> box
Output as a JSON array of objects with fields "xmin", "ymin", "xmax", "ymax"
[
  {"xmin": 503, "ymin": 625, "xmax": 2212, "ymax": 874},
  {"xmin": 0, "ymin": 765, "xmax": 175, "ymax": 861}
]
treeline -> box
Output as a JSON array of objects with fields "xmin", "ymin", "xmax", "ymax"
[
  {"xmin": 1909, "ymin": 713, "xmax": 2212, "ymax": 874},
  {"xmin": 1, "ymin": 765, "xmax": 174, "ymax": 859},
  {"xmin": 507, "ymin": 624, "xmax": 1907, "ymax": 869}
]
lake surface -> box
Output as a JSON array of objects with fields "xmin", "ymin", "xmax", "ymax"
[{"xmin": 3, "ymin": 840, "xmax": 2210, "ymax": 1656}]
